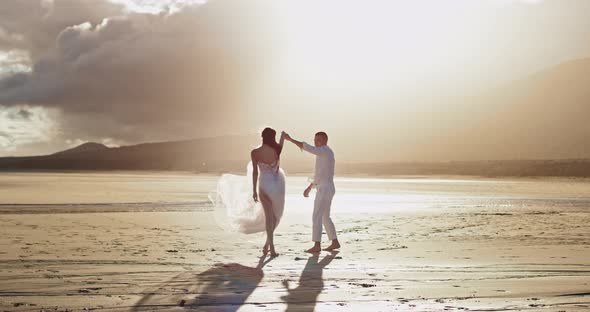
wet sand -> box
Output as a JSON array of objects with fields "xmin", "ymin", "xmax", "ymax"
[{"xmin": 1, "ymin": 207, "xmax": 589, "ymax": 311}]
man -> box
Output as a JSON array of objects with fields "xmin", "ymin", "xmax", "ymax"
[{"xmin": 283, "ymin": 131, "xmax": 341, "ymax": 253}]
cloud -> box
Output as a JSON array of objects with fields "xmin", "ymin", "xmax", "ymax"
[
  {"xmin": 0, "ymin": 106, "xmax": 59, "ymax": 154},
  {"xmin": 0, "ymin": 50, "xmax": 31, "ymax": 75},
  {"xmin": 0, "ymin": 0, "xmax": 279, "ymax": 150},
  {"xmin": 1, "ymin": 0, "xmax": 588, "ymax": 161},
  {"xmin": 14, "ymin": 108, "xmax": 33, "ymax": 120},
  {"xmin": 0, "ymin": 0, "xmax": 125, "ymax": 60},
  {"xmin": 108, "ymin": 0, "xmax": 207, "ymax": 13}
]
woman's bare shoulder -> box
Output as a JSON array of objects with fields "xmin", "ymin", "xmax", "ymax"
[{"xmin": 251, "ymin": 146, "xmax": 262, "ymax": 157}]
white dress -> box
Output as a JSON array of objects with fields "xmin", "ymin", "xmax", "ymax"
[{"xmin": 211, "ymin": 160, "xmax": 285, "ymax": 234}]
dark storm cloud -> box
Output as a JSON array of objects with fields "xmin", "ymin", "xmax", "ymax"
[
  {"xmin": 0, "ymin": 0, "xmax": 278, "ymax": 142},
  {"xmin": 12, "ymin": 108, "xmax": 33, "ymax": 120},
  {"xmin": 0, "ymin": 0, "xmax": 125, "ymax": 60}
]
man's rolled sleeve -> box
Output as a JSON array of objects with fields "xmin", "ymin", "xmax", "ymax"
[{"xmin": 302, "ymin": 142, "xmax": 324, "ymax": 155}]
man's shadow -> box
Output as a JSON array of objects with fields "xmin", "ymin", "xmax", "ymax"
[
  {"xmin": 281, "ymin": 251, "xmax": 339, "ymax": 312},
  {"xmin": 133, "ymin": 255, "xmax": 274, "ymax": 311}
]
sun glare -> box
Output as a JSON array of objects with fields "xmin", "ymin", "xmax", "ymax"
[{"xmin": 273, "ymin": 1, "xmax": 497, "ymax": 93}]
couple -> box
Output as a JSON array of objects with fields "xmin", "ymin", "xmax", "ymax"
[{"xmin": 213, "ymin": 128, "xmax": 341, "ymax": 257}]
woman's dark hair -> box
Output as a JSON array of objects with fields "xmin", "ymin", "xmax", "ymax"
[{"xmin": 262, "ymin": 127, "xmax": 282, "ymax": 157}]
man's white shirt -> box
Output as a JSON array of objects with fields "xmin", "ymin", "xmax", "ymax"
[{"xmin": 302, "ymin": 142, "xmax": 335, "ymax": 188}]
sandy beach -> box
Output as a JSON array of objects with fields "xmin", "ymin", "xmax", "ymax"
[
  {"xmin": 1, "ymin": 172, "xmax": 589, "ymax": 311},
  {"xmin": 4, "ymin": 1, "xmax": 590, "ymax": 310}
]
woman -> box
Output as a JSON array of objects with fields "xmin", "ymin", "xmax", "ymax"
[{"xmin": 212, "ymin": 127, "xmax": 286, "ymax": 257}]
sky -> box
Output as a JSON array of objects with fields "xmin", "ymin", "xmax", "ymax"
[{"xmin": 1, "ymin": 0, "xmax": 590, "ymax": 160}]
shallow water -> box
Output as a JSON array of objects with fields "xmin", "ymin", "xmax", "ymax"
[{"xmin": 0, "ymin": 171, "xmax": 589, "ymax": 214}]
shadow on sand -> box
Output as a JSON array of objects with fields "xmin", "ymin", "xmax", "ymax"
[
  {"xmin": 133, "ymin": 255, "xmax": 274, "ymax": 311},
  {"xmin": 281, "ymin": 251, "xmax": 340, "ymax": 312}
]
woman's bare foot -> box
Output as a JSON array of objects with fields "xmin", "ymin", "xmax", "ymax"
[
  {"xmin": 270, "ymin": 245, "xmax": 279, "ymax": 257},
  {"xmin": 262, "ymin": 243, "xmax": 269, "ymax": 255},
  {"xmin": 323, "ymin": 240, "xmax": 341, "ymax": 251}
]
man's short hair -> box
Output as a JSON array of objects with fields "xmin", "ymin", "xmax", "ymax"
[{"xmin": 315, "ymin": 131, "xmax": 328, "ymax": 142}]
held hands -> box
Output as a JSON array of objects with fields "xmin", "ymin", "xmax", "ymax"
[
  {"xmin": 281, "ymin": 131, "xmax": 291, "ymax": 142},
  {"xmin": 282, "ymin": 131, "xmax": 304, "ymax": 150}
]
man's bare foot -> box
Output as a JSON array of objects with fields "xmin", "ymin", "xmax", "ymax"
[
  {"xmin": 305, "ymin": 246, "xmax": 321, "ymax": 253},
  {"xmin": 270, "ymin": 250, "xmax": 279, "ymax": 257},
  {"xmin": 262, "ymin": 243, "xmax": 269, "ymax": 255},
  {"xmin": 323, "ymin": 240, "xmax": 341, "ymax": 251}
]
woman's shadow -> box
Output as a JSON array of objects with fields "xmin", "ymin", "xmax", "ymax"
[
  {"xmin": 133, "ymin": 255, "xmax": 274, "ymax": 311},
  {"xmin": 281, "ymin": 251, "xmax": 340, "ymax": 312}
]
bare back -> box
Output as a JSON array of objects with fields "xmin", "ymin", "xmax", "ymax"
[{"xmin": 252, "ymin": 144, "xmax": 279, "ymax": 166}]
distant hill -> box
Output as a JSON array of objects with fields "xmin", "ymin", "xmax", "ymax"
[
  {"xmin": 0, "ymin": 135, "xmax": 260, "ymax": 172},
  {"xmin": 1, "ymin": 58, "xmax": 590, "ymax": 176},
  {"xmin": 52, "ymin": 142, "xmax": 109, "ymax": 155},
  {"xmin": 358, "ymin": 57, "xmax": 590, "ymax": 162},
  {"xmin": 450, "ymin": 57, "xmax": 590, "ymax": 160},
  {"xmin": 337, "ymin": 160, "xmax": 590, "ymax": 177},
  {"xmin": 0, "ymin": 136, "xmax": 589, "ymax": 176}
]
